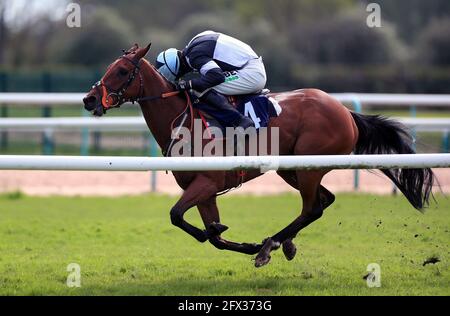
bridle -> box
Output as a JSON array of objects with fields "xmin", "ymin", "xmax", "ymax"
[
  {"xmin": 93, "ymin": 56, "xmax": 142, "ymax": 112},
  {"xmin": 94, "ymin": 55, "xmax": 181, "ymax": 113}
]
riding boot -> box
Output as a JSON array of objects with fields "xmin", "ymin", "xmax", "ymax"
[{"xmin": 198, "ymin": 90, "xmax": 254, "ymax": 129}]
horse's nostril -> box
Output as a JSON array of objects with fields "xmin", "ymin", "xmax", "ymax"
[
  {"xmin": 83, "ymin": 95, "xmax": 97, "ymax": 110},
  {"xmin": 85, "ymin": 96, "xmax": 96, "ymax": 104}
]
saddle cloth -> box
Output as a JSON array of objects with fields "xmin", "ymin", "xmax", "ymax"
[{"xmin": 193, "ymin": 90, "xmax": 282, "ymax": 132}]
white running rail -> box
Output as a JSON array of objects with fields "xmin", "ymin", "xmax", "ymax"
[
  {"xmin": 0, "ymin": 117, "xmax": 449, "ymax": 132},
  {"xmin": 0, "ymin": 154, "xmax": 449, "ymax": 171},
  {"xmin": 1, "ymin": 92, "xmax": 450, "ymax": 107}
]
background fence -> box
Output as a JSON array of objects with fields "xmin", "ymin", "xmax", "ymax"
[
  {"xmin": 1, "ymin": 92, "xmax": 450, "ymax": 191},
  {"xmin": 1, "ymin": 92, "xmax": 450, "ymax": 155}
]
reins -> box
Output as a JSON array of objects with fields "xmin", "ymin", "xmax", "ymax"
[{"xmin": 137, "ymin": 90, "xmax": 181, "ymax": 103}]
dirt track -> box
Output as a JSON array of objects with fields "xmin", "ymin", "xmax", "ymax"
[{"xmin": 0, "ymin": 169, "xmax": 448, "ymax": 196}]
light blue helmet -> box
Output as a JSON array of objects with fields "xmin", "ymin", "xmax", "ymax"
[{"xmin": 155, "ymin": 48, "xmax": 180, "ymax": 82}]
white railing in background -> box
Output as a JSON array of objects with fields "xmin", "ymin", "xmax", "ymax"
[
  {"xmin": 1, "ymin": 92, "xmax": 449, "ymax": 192},
  {"xmin": 0, "ymin": 93, "xmax": 83, "ymax": 104},
  {"xmin": 331, "ymin": 93, "xmax": 450, "ymax": 106},
  {"xmin": 0, "ymin": 154, "xmax": 449, "ymax": 171},
  {"xmin": 0, "ymin": 116, "xmax": 449, "ymax": 132},
  {"xmin": 1, "ymin": 92, "xmax": 450, "ymax": 107}
]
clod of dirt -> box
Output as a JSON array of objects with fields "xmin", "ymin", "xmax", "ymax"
[
  {"xmin": 423, "ymin": 257, "xmax": 440, "ymax": 266},
  {"xmin": 414, "ymin": 234, "xmax": 419, "ymax": 238}
]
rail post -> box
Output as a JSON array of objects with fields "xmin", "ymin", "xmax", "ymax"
[
  {"xmin": 80, "ymin": 108, "xmax": 90, "ymax": 155},
  {"xmin": 149, "ymin": 134, "xmax": 158, "ymax": 192},
  {"xmin": 41, "ymin": 72, "xmax": 54, "ymax": 155},
  {"xmin": 352, "ymin": 97, "xmax": 362, "ymax": 191},
  {"xmin": 80, "ymin": 71, "xmax": 100, "ymax": 156},
  {"xmin": 0, "ymin": 72, "xmax": 8, "ymax": 151},
  {"xmin": 394, "ymin": 104, "xmax": 419, "ymax": 195},
  {"xmin": 410, "ymin": 105, "xmax": 417, "ymax": 151},
  {"xmin": 91, "ymin": 70, "xmax": 102, "ymax": 154},
  {"xmin": 442, "ymin": 129, "xmax": 449, "ymax": 153}
]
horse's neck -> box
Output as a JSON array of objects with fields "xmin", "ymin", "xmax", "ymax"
[{"xmin": 138, "ymin": 60, "xmax": 187, "ymax": 150}]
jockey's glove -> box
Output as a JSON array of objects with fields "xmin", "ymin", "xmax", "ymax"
[{"xmin": 174, "ymin": 79, "xmax": 192, "ymax": 91}]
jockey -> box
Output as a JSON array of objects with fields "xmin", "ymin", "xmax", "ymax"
[{"xmin": 156, "ymin": 30, "xmax": 267, "ymax": 129}]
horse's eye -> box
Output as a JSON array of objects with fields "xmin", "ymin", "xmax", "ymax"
[{"xmin": 118, "ymin": 68, "xmax": 128, "ymax": 76}]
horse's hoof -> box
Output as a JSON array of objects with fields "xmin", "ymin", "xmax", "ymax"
[
  {"xmin": 254, "ymin": 254, "xmax": 271, "ymax": 268},
  {"xmin": 254, "ymin": 237, "xmax": 276, "ymax": 267},
  {"xmin": 282, "ymin": 240, "xmax": 297, "ymax": 261}
]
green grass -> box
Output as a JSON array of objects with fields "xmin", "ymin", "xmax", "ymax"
[
  {"xmin": 0, "ymin": 193, "xmax": 448, "ymax": 296},
  {"xmin": 0, "ymin": 141, "xmax": 159, "ymax": 156},
  {"xmin": 4, "ymin": 105, "xmax": 141, "ymax": 118}
]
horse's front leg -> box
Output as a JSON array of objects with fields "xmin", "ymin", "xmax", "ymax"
[
  {"xmin": 170, "ymin": 175, "xmax": 218, "ymax": 242},
  {"xmin": 197, "ymin": 197, "xmax": 263, "ymax": 255}
]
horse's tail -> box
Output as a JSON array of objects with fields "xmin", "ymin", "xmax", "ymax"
[{"xmin": 350, "ymin": 112, "xmax": 434, "ymax": 211}]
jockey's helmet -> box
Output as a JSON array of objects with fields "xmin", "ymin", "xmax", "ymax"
[{"xmin": 155, "ymin": 48, "xmax": 180, "ymax": 82}]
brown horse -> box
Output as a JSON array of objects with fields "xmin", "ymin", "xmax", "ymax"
[{"xmin": 83, "ymin": 44, "xmax": 434, "ymax": 267}]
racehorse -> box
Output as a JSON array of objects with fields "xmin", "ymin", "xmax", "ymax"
[{"xmin": 83, "ymin": 44, "xmax": 434, "ymax": 267}]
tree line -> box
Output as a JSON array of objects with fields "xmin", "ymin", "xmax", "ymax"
[{"xmin": 0, "ymin": 0, "xmax": 449, "ymax": 92}]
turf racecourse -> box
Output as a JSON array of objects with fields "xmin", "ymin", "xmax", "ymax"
[{"xmin": 0, "ymin": 192, "xmax": 448, "ymax": 296}]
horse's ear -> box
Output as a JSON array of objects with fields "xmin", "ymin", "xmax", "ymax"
[{"xmin": 134, "ymin": 43, "xmax": 151, "ymax": 60}]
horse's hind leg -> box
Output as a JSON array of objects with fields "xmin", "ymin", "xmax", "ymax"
[
  {"xmin": 197, "ymin": 197, "xmax": 263, "ymax": 255},
  {"xmin": 276, "ymin": 171, "xmax": 335, "ymax": 261},
  {"xmin": 319, "ymin": 184, "xmax": 335, "ymax": 209},
  {"xmin": 255, "ymin": 170, "xmax": 326, "ymax": 267},
  {"xmin": 276, "ymin": 171, "xmax": 300, "ymax": 260}
]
